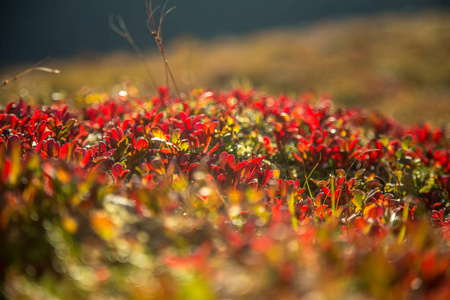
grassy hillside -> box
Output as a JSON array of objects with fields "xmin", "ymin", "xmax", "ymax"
[{"xmin": 1, "ymin": 11, "xmax": 449, "ymax": 125}]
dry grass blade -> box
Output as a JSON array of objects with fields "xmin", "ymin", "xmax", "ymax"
[
  {"xmin": 301, "ymin": 153, "xmax": 322, "ymax": 199},
  {"xmin": 1, "ymin": 57, "xmax": 59, "ymax": 89},
  {"xmin": 109, "ymin": 14, "xmax": 157, "ymax": 90},
  {"xmin": 34, "ymin": 67, "xmax": 60, "ymax": 74},
  {"xmin": 146, "ymin": 0, "xmax": 180, "ymax": 98}
]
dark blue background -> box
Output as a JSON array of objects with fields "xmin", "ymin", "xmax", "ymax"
[{"xmin": 0, "ymin": 0, "xmax": 448, "ymax": 66}]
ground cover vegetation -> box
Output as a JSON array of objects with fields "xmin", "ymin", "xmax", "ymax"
[{"xmin": 0, "ymin": 84, "xmax": 449, "ymax": 299}]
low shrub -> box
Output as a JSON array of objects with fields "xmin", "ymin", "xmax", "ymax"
[{"xmin": 1, "ymin": 87, "xmax": 449, "ymax": 299}]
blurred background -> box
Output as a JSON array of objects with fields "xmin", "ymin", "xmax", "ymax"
[{"xmin": 1, "ymin": 0, "xmax": 449, "ymax": 124}]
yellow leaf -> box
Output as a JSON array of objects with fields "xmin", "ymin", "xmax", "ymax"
[
  {"xmin": 170, "ymin": 128, "xmax": 182, "ymax": 145},
  {"xmin": 151, "ymin": 127, "xmax": 167, "ymax": 141}
]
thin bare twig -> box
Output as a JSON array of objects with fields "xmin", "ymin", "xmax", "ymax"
[
  {"xmin": 1, "ymin": 57, "xmax": 60, "ymax": 89},
  {"xmin": 109, "ymin": 14, "xmax": 158, "ymax": 90},
  {"xmin": 345, "ymin": 149, "xmax": 381, "ymax": 178},
  {"xmin": 146, "ymin": 0, "xmax": 180, "ymax": 98}
]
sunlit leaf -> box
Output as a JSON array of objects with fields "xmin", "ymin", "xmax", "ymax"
[
  {"xmin": 136, "ymin": 137, "xmax": 149, "ymax": 151},
  {"xmin": 152, "ymin": 127, "xmax": 167, "ymax": 141},
  {"xmin": 170, "ymin": 128, "xmax": 182, "ymax": 145},
  {"xmin": 151, "ymin": 157, "xmax": 166, "ymax": 175},
  {"xmin": 58, "ymin": 118, "xmax": 76, "ymax": 140},
  {"xmin": 351, "ymin": 189, "xmax": 366, "ymax": 210},
  {"xmin": 315, "ymin": 204, "xmax": 328, "ymax": 217},
  {"xmin": 401, "ymin": 135, "xmax": 414, "ymax": 150}
]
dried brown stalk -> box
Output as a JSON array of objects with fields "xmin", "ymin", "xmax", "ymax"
[
  {"xmin": 109, "ymin": 14, "xmax": 158, "ymax": 90},
  {"xmin": 145, "ymin": 0, "xmax": 180, "ymax": 98},
  {"xmin": 1, "ymin": 57, "xmax": 60, "ymax": 89}
]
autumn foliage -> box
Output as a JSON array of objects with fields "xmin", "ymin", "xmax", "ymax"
[{"xmin": 1, "ymin": 87, "xmax": 449, "ymax": 299}]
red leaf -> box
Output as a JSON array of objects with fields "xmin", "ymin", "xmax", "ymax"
[
  {"xmin": 111, "ymin": 128, "xmax": 120, "ymax": 141},
  {"xmin": 99, "ymin": 141, "xmax": 107, "ymax": 155},
  {"xmin": 293, "ymin": 152, "xmax": 303, "ymax": 162},
  {"xmin": 315, "ymin": 204, "xmax": 328, "ymax": 216},
  {"xmin": 111, "ymin": 163, "xmax": 124, "ymax": 182},
  {"xmin": 119, "ymin": 170, "xmax": 131, "ymax": 180},
  {"xmin": 180, "ymin": 111, "xmax": 188, "ymax": 123},
  {"xmin": 203, "ymin": 122, "xmax": 217, "ymax": 136},
  {"xmin": 207, "ymin": 142, "xmax": 220, "ymax": 156},
  {"xmin": 136, "ymin": 137, "xmax": 149, "ymax": 151},
  {"xmin": 81, "ymin": 149, "xmax": 93, "ymax": 167},
  {"xmin": 188, "ymin": 162, "xmax": 199, "ymax": 175},
  {"xmin": 236, "ymin": 161, "xmax": 249, "ymax": 172},
  {"xmin": 6, "ymin": 135, "xmax": 21, "ymax": 155},
  {"xmin": 218, "ymin": 152, "xmax": 229, "ymax": 169},
  {"xmin": 160, "ymin": 148, "xmax": 174, "ymax": 154},
  {"xmin": 152, "ymin": 112, "xmax": 164, "ymax": 127},
  {"xmin": 227, "ymin": 154, "xmax": 236, "ymax": 170}
]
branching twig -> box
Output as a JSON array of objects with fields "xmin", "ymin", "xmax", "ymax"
[
  {"xmin": 1, "ymin": 57, "xmax": 60, "ymax": 89},
  {"xmin": 146, "ymin": 0, "xmax": 180, "ymax": 98},
  {"xmin": 109, "ymin": 14, "xmax": 158, "ymax": 90}
]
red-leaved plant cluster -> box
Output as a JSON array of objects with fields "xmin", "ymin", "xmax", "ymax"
[{"xmin": 0, "ymin": 86, "xmax": 449, "ymax": 299}]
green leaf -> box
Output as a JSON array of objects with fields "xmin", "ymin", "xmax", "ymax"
[
  {"xmin": 351, "ymin": 189, "xmax": 365, "ymax": 210},
  {"xmin": 179, "ymin": 140, "xmax": 189, "ymax": 152},
  {"xmin": 170, "ymin": 128, "xmax": 182, "ymax": 145},
  {"xmin": 354, "ymin": 168, "xmax": 366, "ymax": 179},
  {"xmin": 419, "ymin": 185, "xmax": 432, "ymax": 194},
  {"xmin": 336, "ymin": 169, "xmax": 346, "ymax": 178},
  {"xmin": 380, "ymin": 136, "xmax": 389, "ymax": 147},
  {"xmin": 58, "ymin": 118, "xmax": 76, "ymax": 140},
  {"xmin": 401, "ymin": 135, "xmax": 413, "ymax": 150},
  {"xmin": 112, "ymin": 136, "xmax": 130, "ymax": 161}
]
